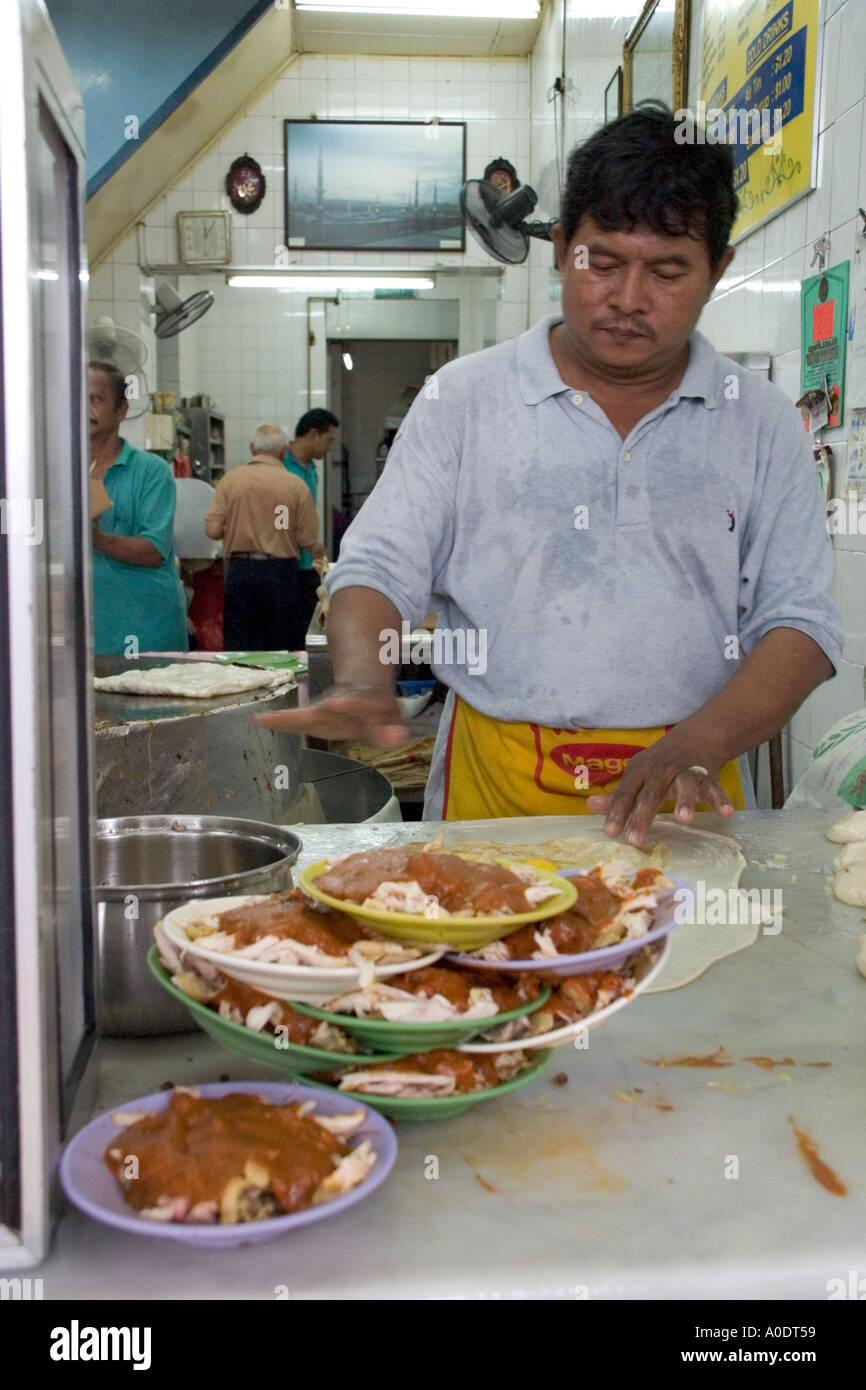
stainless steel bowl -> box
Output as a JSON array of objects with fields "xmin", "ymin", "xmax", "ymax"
[{"xmin": 94, "ymin": 815, "xmax": 302, "ymax": 1037}]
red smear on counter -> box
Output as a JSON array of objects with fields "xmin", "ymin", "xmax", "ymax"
[
  {"xmin": 788, "ymin": 1117, "xmax": 847, "ymax": 1196},
  {"xmin": 475, "ymin": 1173, "xmax": 496, "ymax": 1193},
  {"xmin": 744, "ymin": 1056, "xmax": 795, "ymax": 1068},
  {"xmin": 641, "ymin": 1047, "xmax": 733, "ymax": 1068}
]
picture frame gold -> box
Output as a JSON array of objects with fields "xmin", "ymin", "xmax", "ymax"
[{"xmin": 623, "ymin": 0, "xmax": 690, "ymax": 114}]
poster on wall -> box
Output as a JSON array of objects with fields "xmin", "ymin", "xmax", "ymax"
[
  {"xmin": 800, "ymin": 261, "xmax": 849, "ymax": 428},
  {"xmin": 847, "ymin": 409, "xmax": 866, "ymax": 492},
  {"xmin": 700, "ymin": 0, "xmax": 822, "ymax": 242}
]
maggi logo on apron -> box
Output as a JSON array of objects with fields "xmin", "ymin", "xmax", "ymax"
[
  {"xmin": 441, "ymin": 697, "xmax": 745, "ymax": 820},
  {"xmin": 545, "ymin": 738, "xmax": 650, "ymax": 787}
]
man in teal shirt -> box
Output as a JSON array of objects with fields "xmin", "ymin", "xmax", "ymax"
[
  {"xmin": 89, "ymin": 361, "xmax": 188, "ymax": 654},
  {"xmin": 283, "ymin": 408, "xmax": 338, "ymax": 634}
]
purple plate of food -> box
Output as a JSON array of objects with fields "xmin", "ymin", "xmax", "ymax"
[
  {"xmin": 60, "ymin": 1080, "xmax": 397, "ymax": 1249},
  {"xmin": 446, "ymin": 867, "xmax": 688, "ymax": 977}
]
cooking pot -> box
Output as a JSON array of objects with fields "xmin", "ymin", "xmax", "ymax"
[{"xmin": 94, "ymin": 815, "xmax": 301, "ymax": 1036}]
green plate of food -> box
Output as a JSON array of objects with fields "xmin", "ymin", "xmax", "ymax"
[
  {"xmin": 147, "ymin": 947, "xmax": 409, "ymax": 1074},
  {"xmin": 300, "ymin": 1047, "xmax": 552, "ymax": 1122},
  {"xmin": 288, "ymin": 968, "xmax": 551, "ymax": 1051}
]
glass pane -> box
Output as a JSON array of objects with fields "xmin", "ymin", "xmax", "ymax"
[{"xmin": 35, "ymin": 98, "xmax": 93, "ymax": 1115}]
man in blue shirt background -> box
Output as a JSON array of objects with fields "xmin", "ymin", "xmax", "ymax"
[
  {"xmin": 283, "ymin": 408, "xmax": 338, "ymax": 635},
  {"xmin": 89, "ymin": 361, "xmax": 188, "ymax": 655}
]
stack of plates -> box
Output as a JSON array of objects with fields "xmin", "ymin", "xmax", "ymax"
[
  {"xmin": 151, "ymin": 858, "xmax": 679, "ymax": 1119},
  {"xmin": 150, "ymin": 873, "xmax": 560, "ymax": 1119}
]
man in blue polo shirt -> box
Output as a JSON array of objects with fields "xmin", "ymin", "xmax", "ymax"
[
  {"xmin": 258, "ymin": 109, "xmax": 843, "ymax": 846},
  {"xmin": 89, "ymin": 362, "xmax": 188, "ymax": 654},
  {"xmin": 284, "ymin": 408, "xmax": 338, "ymax": 635}
]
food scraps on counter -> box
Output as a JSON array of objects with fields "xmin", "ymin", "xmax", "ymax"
[{"xmin": 788, "ymin": 1116, "xmax": 848, "ymax": 1196}]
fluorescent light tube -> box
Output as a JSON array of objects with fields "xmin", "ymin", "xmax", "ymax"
[
  {"xmin": 342, "ymin": 352, "xmax": 354, "ymax": 370},
  {"xmin": 227, "ymin": 275, "xmax": 434, "ymax": 290}
]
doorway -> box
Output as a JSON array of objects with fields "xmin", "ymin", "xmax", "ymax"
[{"xmin": 328, "ymin": 338, "xmax": 456, "ymax": 539}]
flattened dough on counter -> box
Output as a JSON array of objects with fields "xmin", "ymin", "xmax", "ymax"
[
  {"xmin": 432, "ymin": 818, "xmax": 749, "ymax": 993},
  {"xmin": 641, "ymin": 824, "xmax": 749, "ymax": 992},
  {"xmin": 93, "ymin": 662, "xmax": 294, "ymax": 699},
  {"xmin": 826, "ymin": 809, "xmax": 866, "ymax": 843}
]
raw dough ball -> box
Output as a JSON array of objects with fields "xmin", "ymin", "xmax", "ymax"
[
  {"xmin": 832, "ymin": 865, "xmax": 866, "ymax": 905},
  {"xmin": 826, "ymin": 810, "xmax": 866, "ymax": 843},
  {"xmin": 832, "ymin": 840, "xmax": 866, "ymax": 872},
  {"xmin": 858, "ymin": 935, "xmax": 866, "ymax": 979}
]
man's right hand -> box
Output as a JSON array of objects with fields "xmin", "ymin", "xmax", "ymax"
[{"xmin": 254, "ymin": 684, "xmax": 408, "ymax": 748}]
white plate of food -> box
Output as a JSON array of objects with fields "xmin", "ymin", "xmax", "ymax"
[
  {"xmin": 457, "ymin": 934, "xmax": 670, "ymax": 1052},
  {"xmin": 156, "ymin": 889, "xmax": 446, "ymax": 1002}
]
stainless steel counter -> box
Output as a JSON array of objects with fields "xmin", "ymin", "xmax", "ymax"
[
  {"xmin": 41, "ymin": 811, "xmax": 866, "ymax": 1300},
  {"xmin": 94, "ymin": 656, "xmax": 305, "ymax": 823}
]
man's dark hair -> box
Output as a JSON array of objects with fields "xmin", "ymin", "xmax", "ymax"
[
  {"xmin": 560, "ymin": 106, "xmax": 737, "ymax": 267},
  {"xmin": 483, "ymin": 157, "xmax": 520, "ymax": 189},
  {"xmin": 89, "ymin": 360, "xmax": 127, "ymax": 407},
  {"xmin": 294, "ymin": 408, "xmax": 339, "ymax": 438}
]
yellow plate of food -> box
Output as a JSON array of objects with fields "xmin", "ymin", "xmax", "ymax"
[{"xmin": 298, "ymin": 848, "xmax": 578, "ymax": 950}]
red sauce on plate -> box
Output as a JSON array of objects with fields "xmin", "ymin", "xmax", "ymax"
[
  {"xmin": 548, "ymin": 972, "xmax": 626, "ymax": 1022},
  {"xmin": 104, "ymin": 1091, "xmax": 347, "ymax": 1217},
  {"xmin": 211, "ymin": 979, "xmax": 318, "ymax": 1043},
  {"xmin": 217, "ymin": 889, "xmax": 375, "ymax": 953},
  {"xmin": 394, "ymin": 964, "xmax": 538, "ymax": 1012},
  {"xmin": 316, "ymin": 849, "xmax": 540, "ymax": 915}
]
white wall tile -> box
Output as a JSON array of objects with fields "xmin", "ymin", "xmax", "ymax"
[
  {"xmin": 89, "ymin": 265, "xmax": 112, "ymax": 301},
  {"xmin": 773, "ymin": 347, "xmax": 802, "ymax": 404},
  {"xmin": 835, "ymin": 657, "xmax": 865, "ymax": 722},
  {"xmin": 806, "ymin": 124, "xmax": 835, "ymax": 245},
  {"xmin": 819, "ymin": 5, "xmax": 842, "ymax": 130},
  {"xmin": 779, "ymin": 248, "xmax": 805, "ymax": 352},
  {"xmin": 837, "ymin": 1, "xmax": 866, "ymax": 115},
  {"xmin": 408, "ymin": 81, "xmax": 437, "ymax": 117},
  {"xmin": 381, "ymin": 57, "xmax": 409, "ymax": 84},
  {"xmin": 829, "ymin": 105, "xmax": 862, "ymax": 231}
]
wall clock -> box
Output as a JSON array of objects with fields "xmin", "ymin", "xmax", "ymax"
[
  {"xmin": 225, "ymin": 153, "xmax": 266, "ymax": 214},
  {"xmin": 176, "ymin": 211, "xmax": 232, "ymax": 265}
]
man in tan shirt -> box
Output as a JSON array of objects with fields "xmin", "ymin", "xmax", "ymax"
[{"xmin": 205, "ymin": 423, "xmax": 322, "ymax": 650}]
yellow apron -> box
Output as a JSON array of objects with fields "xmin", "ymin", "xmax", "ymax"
[{"xmin": 441, "ymin": 696, "xmax": 747, "ymax": 820}]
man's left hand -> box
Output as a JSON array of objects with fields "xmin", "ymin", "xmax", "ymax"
[{"xmin": 586, "ymin": 735, "xmax": 734, "ymax": 846}]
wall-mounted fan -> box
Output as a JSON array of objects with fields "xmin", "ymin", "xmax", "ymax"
[
  {"xmin": 86, "ymin": 316, "xmax": 150, "ymax": 418},
  {"xmin": 154, "ymin": 282, "xmax": 214, "ymax": 338},
  {"xmin": 461, "ymin": 180, "xmax": 555, "ymax": 265}
]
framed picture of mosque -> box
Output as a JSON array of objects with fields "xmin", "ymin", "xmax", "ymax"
[{"xmin": 284, "ymin": 120, "xmax": 466, "ymax": 252}]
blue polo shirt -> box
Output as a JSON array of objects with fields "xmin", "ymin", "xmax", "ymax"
[
  {"xmin": 92, "ymin": 439, "xmax": 188, "ymax": 654},
  {"xmin": 327, "ymin": 313, "xmax": 843, "ymax": 814},
  {"xmin": 284, "ymin": 450, "xmax": 317, "ymax": 570}
]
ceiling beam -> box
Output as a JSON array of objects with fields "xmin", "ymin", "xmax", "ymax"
[{"xmin": 87, "ymin": 5, "xmax": 297, "ymax": 270}]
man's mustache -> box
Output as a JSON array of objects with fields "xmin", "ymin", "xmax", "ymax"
[{"xmin": 593, "ymin": 320, "xmax": 653, "ymax": 337}]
